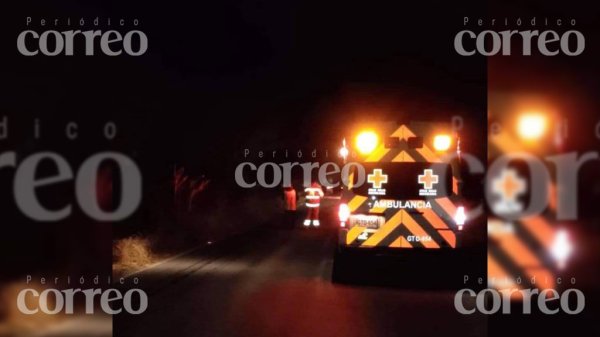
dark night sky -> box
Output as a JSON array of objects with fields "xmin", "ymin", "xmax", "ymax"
[{"xmin": 2, "ymin": 0, "xmax": 488, "ymax": 181}]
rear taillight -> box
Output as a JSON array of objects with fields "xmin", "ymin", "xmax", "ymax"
[
  {"xmin": 551, "ymin": 229, "xmax": 573, "ymax": 270},
  {"xmin": 455, "ymin": 206, "xmax": 466, "ymax": 230},
  {"xmin": 339, "ymin": 203, "xmax": 350, "ymax": 227}
]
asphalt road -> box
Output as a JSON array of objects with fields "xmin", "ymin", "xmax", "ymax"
[{"xmin": 115, "ymin": 203, "xmax": 487, "ymax": 337}]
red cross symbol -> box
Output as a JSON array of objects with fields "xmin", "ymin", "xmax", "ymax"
[
  {"xmin": 368, "ymin": 169, "xmax": 388, "ymax": 189},
  {"xmin": 492, "ymin": 169, "xmax": 525, "ymax": 202},
  {"xmin": 418, "ymin": 169, "xmax": 439, "ymax": 190}
]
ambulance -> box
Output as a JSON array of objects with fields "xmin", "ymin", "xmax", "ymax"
[
  {"xmin": 333, "ymin": 121, "xmax": 468, "ymax": 281},
  {"xmin": 486, "ymin": 105, "xmax": 574, "ymax": 292}
]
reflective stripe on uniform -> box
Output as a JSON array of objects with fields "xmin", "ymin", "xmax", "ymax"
[{"xmin": 305, "ymin": 188, "xmax": 324, "ymax": 195}]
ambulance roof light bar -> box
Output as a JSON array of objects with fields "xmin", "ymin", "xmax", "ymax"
[
  {"xmin": 517, "ymin": 113, "xmax": 547, "ymax": 141},
  {"xmin": 356, "ymin": 130, "xmax": 378, "ymax": 155},
  {"xmin": 433, "ymin": 134, "xmax": 452, "ymax": 151}
]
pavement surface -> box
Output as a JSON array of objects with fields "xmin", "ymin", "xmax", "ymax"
[{"xmin": 114, "ymin": 203, "xmax": 487, "ymax": 337}]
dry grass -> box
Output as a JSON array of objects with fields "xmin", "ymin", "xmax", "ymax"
[
  {"xmin": 113, "ymin": 237, "xmax": 161, "ymax": 278},
  {"xmin": 0, "ymin": 282, "xmax": 63, "ymax": 336}
]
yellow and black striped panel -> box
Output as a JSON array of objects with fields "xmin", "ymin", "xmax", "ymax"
[
  {"xmin": 341, "ymin": 123, "xmax": 461, "ymax": 250},
  {"xmin": 365, "ymin": 124, "xmax": 447, "ymax": 165},
  {"xmin": 487, "ymin": 129, "xmax": 558, "ymax": 290},
  {"xmin": 342, "ymin": 188, "xmax": 459, "ymax": 249}
]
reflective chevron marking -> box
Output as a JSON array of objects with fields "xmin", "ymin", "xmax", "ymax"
[
  {"xmin": 340, "ymin": 123, "xmax": 461, "ymax": 250},
  {"xmin": 361, "ymin": 210, "xmax": 403, "ymax": 247},
  {"xmin": 348, "ymin": 195, "xmax": 368, "ymax": 212},
  {"xmin": 401, "ymin": 210, "xmax": 440, "ymax": 249}
]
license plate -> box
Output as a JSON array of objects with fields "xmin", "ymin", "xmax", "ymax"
[{"xmin": 349, "ymin": 215, "xmax": 384, "ymax": 229}]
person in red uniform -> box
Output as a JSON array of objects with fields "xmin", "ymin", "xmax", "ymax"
[
  {"xmin": 282, "ymin": 185, "xmax": 297, "ymax": 228},
  {"xmin": 283, "ymin": 186, "xmax": 297, "ymax": 211},
  {"xmin": 304, "ymin": 181, "xmax": 324, "ymax": 227}
]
